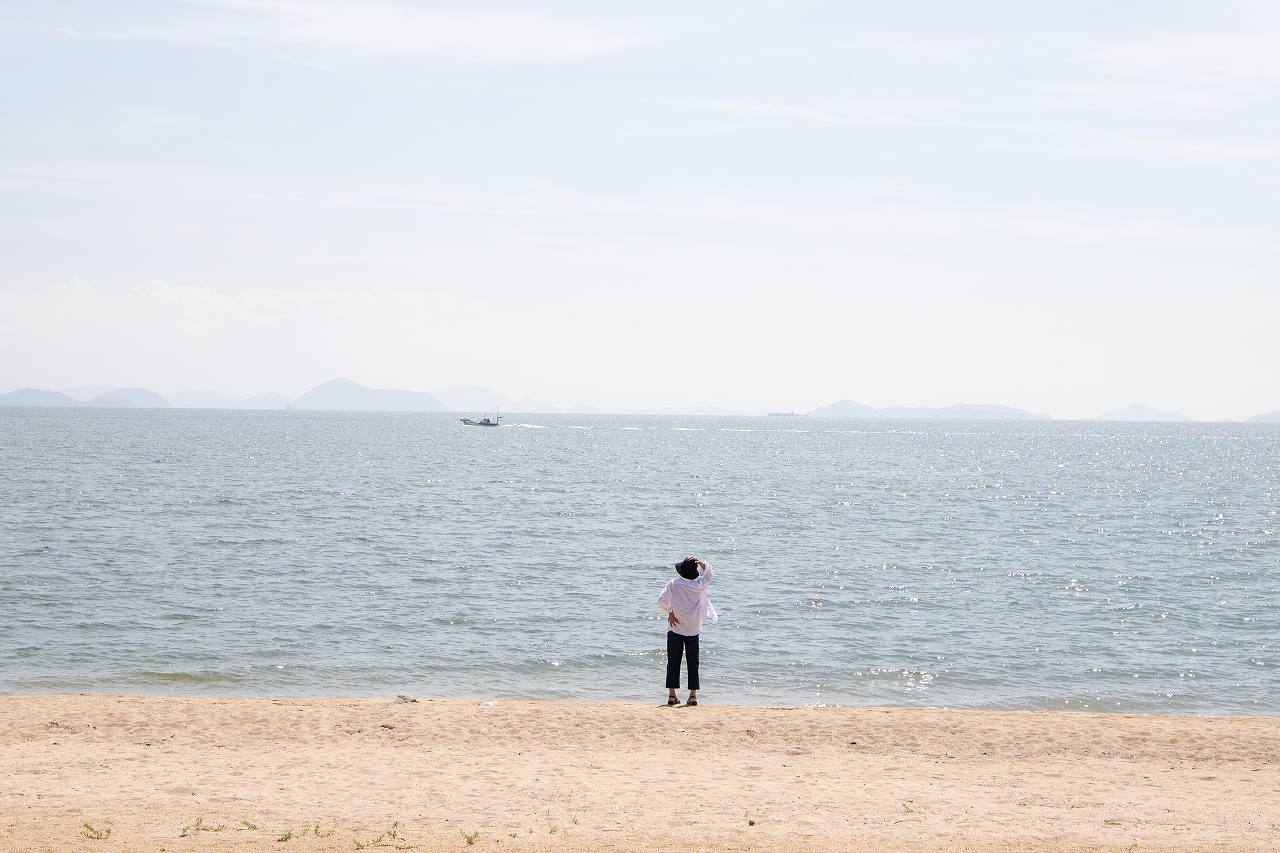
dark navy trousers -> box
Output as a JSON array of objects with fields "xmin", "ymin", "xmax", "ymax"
[{"xmin": 666, "ymin": 630, "xmax": 700, "ymax": 690}]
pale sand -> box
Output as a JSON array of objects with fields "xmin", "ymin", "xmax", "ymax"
[{"xmin": 2, "ymin": 696, "xmax": 1278, "ymax": 852}]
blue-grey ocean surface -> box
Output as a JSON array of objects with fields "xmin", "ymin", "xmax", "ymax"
[{"xmin": 1, "ymin": 408, "xmax": 1276, "ymax": 714}]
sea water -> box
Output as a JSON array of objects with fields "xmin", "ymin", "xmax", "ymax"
[{"xmin": 1, "ymin": 408, "xmax": 1276, "ymax": 714}]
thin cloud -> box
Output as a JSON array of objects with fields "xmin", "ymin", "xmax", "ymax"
[
  {"xmin": 1056, "ymin": 135, "xmax": 1280, "ymax": 163},
  {"xmin": 1076, "ymin": 31, "xmax": 1280, "ymax": 116},
  {"xmin": 1035, "ymin": 82, "xmax": 1256, "ymax": 118},
  {"xmin": 2, "ymin": 0, "xmax": 647, "ymax": 62},
  {"xmin": 1, "ymin": 159, "xmax": 1257, "ymax": 250},
  {"xmin": 664, "ymin": 96, "xmax": 1026, "ymax": 132},
  {"xmin": 674, "ymin": 99, "xmax": 850, "ymax": 125},
  {"xmin": 1089, "ymin": 32, "xmax": 1280, "ymax": 85},
  {"xmin": 203, "ymin": 0, "xmax": 647, "ymax": 61}
]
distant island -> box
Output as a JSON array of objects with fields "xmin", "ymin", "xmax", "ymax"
[
  {"xmin": 0, "ymin": 388, "xmax": 89, "ymax": 407},
  {"xmin": 90, "ymin": 387, "xmax": 171, "ymax": 408},
  {"xmin": 0, "ymin": 386, "xmax": 281, "ymax": 410},
  {"xmin": 167, "ymin": 390, "xmax": 290, "ymax": 409},
  {"xmin": 289, "ymin": 378, "xmax": 445, "ymax": 412},
  {"xmin": 0, "ymin": 386, "xmax": 170, "ymax": 408},
  {"xmin": 3, "ymin": 382, "xmax": 1279, "ymax": 422},
  {"xmin": 0, "ymin": 379, "xmax": 754, "ymax": 415}
]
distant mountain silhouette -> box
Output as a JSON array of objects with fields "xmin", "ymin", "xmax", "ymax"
[
  {"xmin": 932, "ymin": 403, "xmax": 1050, "ymax": 420},
  {"xmin": 1247, "ymin": 410, "xmax": 1280, "ymax": 423},
  {"xmin": 90, "ymin": 387, "xmax": 171, "ymax": 408},
  {"xmin": 61, "ymin": 384, "xmax": 112, "ymax": 401},
  {"xmin": 808, "ymin": 400, "xmax": 1049, "ymax": 420},
  {"xmin": 0, "ymin": 387, "xmax": 171, "ymax": 408},
  {"xmin": 290, "ymin": 378, "xmax": 445, "ymax": 412},
  {"xmin": 168, "ymin": 390, "xmax": 247, "ymax": 408},
  {"xmin": 807, "ymin": 400, "xmax": 881, "ymax": 418},
  {"xmin": 242, "ymin": 392, "xmax": 289, "ymax": 409},
  {"xmin": 1093, "ymin": 404, "xmax": 1190, "ymax": 422},
  {"xmin": 0, "ymin": 388, "xmax": 88, "ymax": 407},
  {"xmin": 167, "ymin": 390, "xmax": 289, "ymax": 409}
]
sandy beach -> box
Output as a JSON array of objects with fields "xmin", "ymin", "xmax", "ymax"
[{"xmin": 1, "ymin": 695, "xmax": 1277, "ymax": 851}]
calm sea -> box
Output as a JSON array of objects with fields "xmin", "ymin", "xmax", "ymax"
[{"xmin": 1, "ymin": 408, "xmax": 1276, "ymax": 714}]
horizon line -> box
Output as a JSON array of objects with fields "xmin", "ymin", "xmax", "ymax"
[{"xmin": 1, "ymin": 381, "xmax": 1277, "ymax": 423}]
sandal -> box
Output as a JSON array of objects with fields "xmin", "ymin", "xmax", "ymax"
[
  {"xmin": 686, "ymin": 697, "xmax": 698, "ymax": 707},
  {"xmin": 667, "ymin": 696, "xmax": 680, "ymax": 706}
]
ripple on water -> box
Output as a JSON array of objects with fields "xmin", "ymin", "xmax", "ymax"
[{"xmin": 0, "ymin": 409, "xmax": 1277, "ymax": 713}]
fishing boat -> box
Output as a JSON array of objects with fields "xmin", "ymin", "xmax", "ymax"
[{"xmin": 461, "ymin": 407, "xmax": 502, "ymax": 427}]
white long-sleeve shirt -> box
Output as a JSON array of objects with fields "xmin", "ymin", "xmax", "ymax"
[{"xmin": 658, "ymin": 564, "xmax": 717, "ymax": 637}]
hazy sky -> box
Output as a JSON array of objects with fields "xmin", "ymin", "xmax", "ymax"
[{"xmin": 2, "ymin": 1, "xmax": 1277, "ymax": 418}]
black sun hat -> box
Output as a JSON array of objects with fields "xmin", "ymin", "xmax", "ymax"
[{"xmin": 674, "ymin": 557, "xmax": 700, "ymax": 580}]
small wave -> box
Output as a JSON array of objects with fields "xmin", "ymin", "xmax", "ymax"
[
  {"xmin": 159, "ymin": 612, "xmax": 201, "ymax": 622},
  {"xmin": 511, "ymin": 423, "xmax": 547, "ymax": 429},
  {"xmin": 672, "ymin": 427, "xmax": 706, "ymax": 431},
  {"xmin": 194, "ymin": 537, "xmax": 288, "ymax": 547},
  {"xmin": 135, "ymin": 670, "xmax": 244, "ymax": 685}
]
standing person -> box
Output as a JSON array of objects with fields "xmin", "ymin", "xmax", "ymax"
[{"xmin": 658, "ymin": 556, "xmax": 717, "ymax": 706}]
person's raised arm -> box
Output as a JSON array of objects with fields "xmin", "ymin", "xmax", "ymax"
[{"xmin": 696, "ymin": 559, "xmax": 714, "ymax": 586}]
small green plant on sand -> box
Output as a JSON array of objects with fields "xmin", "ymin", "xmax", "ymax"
[
  {"xmin": 354, "ymin": 821, "xmax": 414, "ymax": 850},
  {"xmin": 748, "ymin": 819, "xmax": 756, "ymax": 827},
  {"xmin": 461, "ymin": 830, "xmax": 479, "ymax": 845},
  {"xmin": 313, "ymin": 823, "xmax": 335, "ymax": 838},
  {"xmin": 180, "ymin": 816, "xmax": 225, "ymax": 836},
  {"xmin": 236, "ymin": 820, "xmax": 258, "ymax": 831},
  {"xmin": 81, "ymin": 823, "xmax": 112, "ymax": 840},
  {"xmin": 278, "ymin": 830, "xmax": 294, "ymax": 842},
  {"xmin": 549, "ymin": 825, "xmax": 558, "ymax": 834}
]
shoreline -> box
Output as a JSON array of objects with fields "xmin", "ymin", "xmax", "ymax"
[
  {"xmin": 4, "ymin": 694, "xmax": 1279, "ymax": 851},
  {"xmin": 3, "ymin": 689, "xmax": 1271, "ymax": 719}
]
